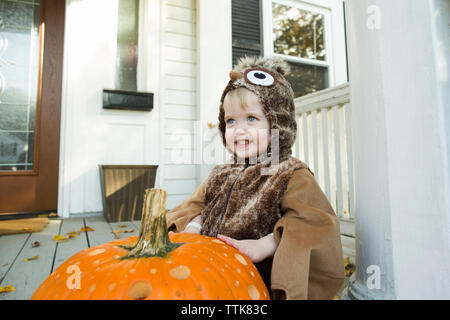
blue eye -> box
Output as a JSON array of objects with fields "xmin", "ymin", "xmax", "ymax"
[
  {"xmin": 248, "ymin": 116, "xmax": 257, "ymax": 122},
  {"xmin": 227, "ymin": 119, "xmax": 235, "ymax": 125}
]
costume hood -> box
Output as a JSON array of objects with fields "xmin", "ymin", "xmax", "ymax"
[{"xmin": 218, "ymin": 56, "xmax": 297, "ymax": 164}]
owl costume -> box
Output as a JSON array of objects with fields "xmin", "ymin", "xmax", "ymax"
[{"xmin": 166, "ymin": 56, "xmax": 345, "ymax": 299}]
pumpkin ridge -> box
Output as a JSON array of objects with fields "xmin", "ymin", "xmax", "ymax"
[
  {"xmin": 176, "ymin": 243, "xmax": 233, "ymax": 299},
  {"xmin": 188, "ymin": 241, "xmax": 255, "ymax": 299}
]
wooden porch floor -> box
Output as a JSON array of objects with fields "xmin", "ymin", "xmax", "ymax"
[{"xmin": 0, "ymin": 213, "xmax": 355, "ymax": 300}]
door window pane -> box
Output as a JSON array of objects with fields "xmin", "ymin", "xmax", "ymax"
[
  {"xmin": 272, "ymin": 3, "xmax": 326, "ymax": 61},
  {"xmin": 0, "ymin": 0, "xmax": 40, "ymax": 172},
  {"xmin": 115, "ymin": 0, "xmax": 139, "ymax": 91}
]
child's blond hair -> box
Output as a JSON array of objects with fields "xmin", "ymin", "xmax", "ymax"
[{"xmin": 225, "ymin": 87, "xmax": 252, "ymax": 110}]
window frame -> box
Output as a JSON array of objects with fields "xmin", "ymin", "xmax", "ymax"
[{"xmin": 262, "ymin": 0, "xmax": 346, "ymax": 89}]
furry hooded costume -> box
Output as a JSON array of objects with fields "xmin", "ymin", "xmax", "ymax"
[{"xmin": 166, "ymin": 56, "xmax": 345, "ymax": 299}]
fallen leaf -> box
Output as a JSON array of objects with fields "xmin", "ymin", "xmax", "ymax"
[
  {"xmin": 111, "ymin": 229, "xmax": 122, "ymax": 239},
  {"xmin": 333, "ymin": 295, "xmax": 340, "ymax": 300},
  {"xmin": 67, "ymin": 230, "xmax": 81, "ymax": 238},
  {"xmin": 111, "ymin": 228, "xmax": 134, "ymax": 239},
  {"xmin": 80, "ymin": 226, "xmax": 95, "ymax": 232},
  {"xmin": 53, "ymin": 234, "xmax": 69, "ymax": 242},
  {"xmin": 24, "ymin": 255, "xmax": 39, "ymax": 262},
  {"xmin": 344, "ymin": 257, "xmax": 350, "ymax": 267},
  {"xmin": 344, "ymin": 256, "xmax": 356, "ymax": 277},
  {"xmin": 0, "ymin": 285, "xmax": 16, "ymax": 294},
  {"xmin": 48, "ymin": 212, "xmax": 58, "ymax": 217},
  {"xmin": 32, "ymin": 241, "xmax": 40, "ymax": 248},
  {"xmin": 118, "ymin": 224, "xmax": 128, "ymax": 228}
]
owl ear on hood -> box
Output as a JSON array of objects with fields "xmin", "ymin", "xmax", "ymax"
[
  {"xmin": 229, "ymin": 70, "xmax": 244, "ymax": 82},
  {"xmin": 266, "ymin": 57, "xmax": 290, "ymax": 76},
  {"xmin": 232, "ymin": 56, "xmax": 291, "ymax": 76}
]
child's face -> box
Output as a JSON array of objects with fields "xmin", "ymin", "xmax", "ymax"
[{"xmin": 223, "ymin": 90, "xmax": 271, "ymax": 160}]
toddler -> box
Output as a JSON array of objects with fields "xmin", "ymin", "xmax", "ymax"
[{"xmin": 167, "ymin": 56, "xmax": 345, "ymax": 299}]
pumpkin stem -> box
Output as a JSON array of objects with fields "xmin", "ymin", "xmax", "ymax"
[{"xmin": 120, "ymin": 188, "xmax": 182, "ymax": 259}]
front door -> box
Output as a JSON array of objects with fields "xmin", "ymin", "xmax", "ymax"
[{"xmin": 0, "ymin": 0, "xmax": 65, "ymax": 215}]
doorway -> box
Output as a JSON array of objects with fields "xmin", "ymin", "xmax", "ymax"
[{"xmin": 0, "ymin": 0, "xmax": 65, "ymax": 216}]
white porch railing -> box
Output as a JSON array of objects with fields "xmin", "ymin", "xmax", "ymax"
[{"xmin": 294, "ymin": 83, "xmax": 355, "ymax": 237}]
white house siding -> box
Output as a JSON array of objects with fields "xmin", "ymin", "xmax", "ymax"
[
  {"xmin": 58, "ymin": 0, "xmax": 200, "ymax": 216},
  {"xmin": 160, "ymin": 0, "xmax": 199, "ymax": 210}
]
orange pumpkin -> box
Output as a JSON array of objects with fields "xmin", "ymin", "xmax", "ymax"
[{"xmin": 31, "ymin": 189, "xmax": 269, "ymax": 300}]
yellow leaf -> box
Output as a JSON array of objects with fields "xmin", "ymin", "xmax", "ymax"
[
  {"xmin": 24, "ymin": 255, "xmax": 39, "ymax": 262},
  {"xmin": 344, "ymin": 256, "xmax": 356, "ymax": 277},
  {"xmin": 67, "ymin": 231, "xmax": 80, "ymax": 238},
  {"xmin": 111, "ymin": 229, "xmax": 122, "ymax": 239},
  {"xmin": 344, "ymin": 256, "xmax": 350, "ymax": 267},
  {"xmin": 80, "ymin": 226, "xmax": 95, "ymax": 232},
  {"xmin": 23, "ymin": 227, "xmax": 33, "ymax": 231},
  {"xmin": 53, "ymin": 234, "xmax": 69, "ymax": 242},
  {"xmin": 333, "ymin": 295, "xmax": 340, "ymax": 300},
  {"xmin": 0, "ymin": 285, "xmax": 16, "ymax": 293}
]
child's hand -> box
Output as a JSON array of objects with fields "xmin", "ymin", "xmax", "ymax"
[{"xmin": 217, "ymin": 234, "xmax": 278, "ymax": 263}]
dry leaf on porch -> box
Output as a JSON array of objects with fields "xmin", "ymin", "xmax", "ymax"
[
  {"xmin": 344, "ymin": 256, "xmax": 350, "ymax": 266},
  {"xmin": 32, "ymin": 241, "xmax": 40, "ymax": 248},
  {"xmin": 111, "ymin": 229, "xmax": 121, "ymax": 239},
  {"xmin": 24, "ymin": 255, "xmax": 39, "ymax": 262},
  {"xmin": 111, "ymin": 228, "xmax": 134, "ymax": 239},
  {"xmin": 38, "ymin": 212, "xmax": 58, "ymax": 218},
  {"xmin": 65, "ymin": 226, "xmax": 96, "ymax": 239},
  {"xmin": 0, "ymin": 285, "xmax": 16, "ymax": 294},
  {"xmin": 67, "ymin": 230, "xmax": 81, "ymax": 238},
  {"xmin": 80, "ymin": 226, "xmax": 95, "ymax": 232},
  {"xmin": 344, "ymin": 256, "xmax": 356, "ymax": 277},
  {"xmin": 53, "ymin": 234, "xmax": 69, "ymax": 242}
]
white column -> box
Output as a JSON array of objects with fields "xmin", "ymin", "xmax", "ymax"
[
  {"xmin": 197, "ymin": 0, "xmax": 232, "ymax": 180},
  {"xmin": 344, "ymin": 0, "xmax": 450, "ymax": 299}
]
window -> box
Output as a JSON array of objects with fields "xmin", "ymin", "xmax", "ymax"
[
  {"xmin": 115, "ymin": 0, "xmax": 140, "ymax": 91},
  {"xmin": 262, "ymin": 0, "xmax": 334, "ymax": 97},
  {"xmin": 0, "ymin": 0, "xmax": 41, "ymax": 172}
]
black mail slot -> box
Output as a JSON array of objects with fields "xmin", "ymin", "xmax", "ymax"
[{"xmin": 103, "ymin": 89, "xmax": 154, "ymax": 111}]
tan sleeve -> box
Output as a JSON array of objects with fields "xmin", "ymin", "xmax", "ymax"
[
  {"xmin": 271, "ymin": 168, "xmax": 345, "ymax": 300},
  {"xmin": 166, "ymin": 179, "xmax": 208, "ymax": 232}
]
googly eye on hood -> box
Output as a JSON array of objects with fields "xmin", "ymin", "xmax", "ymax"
[{"xmin": 244, "ymin": 68, "xmax": 277, "ymax": 87}]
